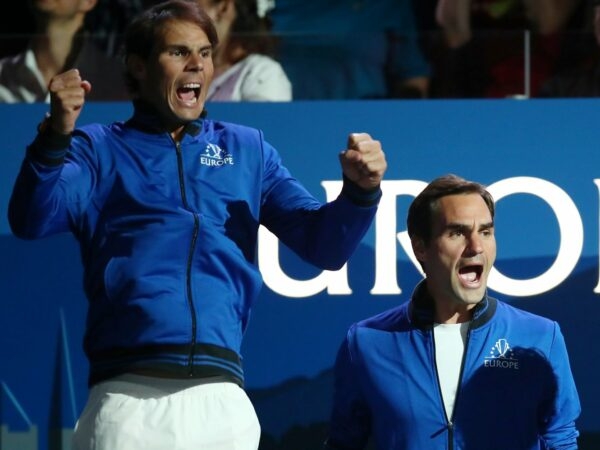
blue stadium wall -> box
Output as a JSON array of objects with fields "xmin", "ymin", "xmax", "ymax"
[{"xmin": 0, "ymin": 100, "xmax": 599, "ymax": 449}]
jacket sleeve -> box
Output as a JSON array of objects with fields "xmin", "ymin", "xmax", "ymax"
[
  {"xmin": 259, "ymin": 136, "xmax": 381, "ymax": 270},
  {"xmin": 8, "ymin": 128, "xmax": 97, "ymax": 240},
  {"xmin": 540, "ymin": 323, "xmax": 581, "ymax": 450},
  {"xmin": 325, "ymin": 327, "xmax": 371, "ymax": 450}
]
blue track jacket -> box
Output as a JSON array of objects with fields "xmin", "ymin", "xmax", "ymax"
[
  {"xmin": 326, "ymin": 280, "xmax": 581, "ymax": 450},
  {"xmin": 8, "ymin": 104, "xmax": 381, "ymax": 387}
]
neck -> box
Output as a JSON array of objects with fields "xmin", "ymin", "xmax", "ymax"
[
  {"xmin": 432, "ymin": 297, "xmax": 476, "ymax": 324},
  {"xmin": 31, "ymin": 21, "xmax": 81, "ymax": 85},
  {"xmin": 213, "ymin": 39, "xmax": 248, "ymax": 77},
  {"xmin": 434, "ymin": 309, "xmax": 473, "ymax": 324},
  {"xmin": 31, "ymin": 15, "xmax": 85, "ymax": 85}
]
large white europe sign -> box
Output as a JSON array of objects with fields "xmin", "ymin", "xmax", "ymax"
[{"xmin": 258, "ymin": 177, "xmax": 589, "ymax": 298}]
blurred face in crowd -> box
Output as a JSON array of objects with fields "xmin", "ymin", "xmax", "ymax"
[
  {"xmin": 196, "ymin": 0, "xmax": 221, "ymax": 21},
  {"xmin": 195, "ymin": 0, "xmax": 236, "ymax": 44},
  {"xmin": 412, "ymin": 193, "xmax": 496, "ymax": 322},
  {"xmin": 128, "ymin": 19, "xmax": 215, "ymax": 135},
  {"xmin": 29, "ymin": 0, "xmax": 97, "ymax": 19}
]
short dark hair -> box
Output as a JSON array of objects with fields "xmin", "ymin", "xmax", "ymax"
[
  {"xmin": 122, "ymin": 0, "xmax": 219, "ymax": 93},
  {"xmin": 407, "ymin": 174, "xmax": 495, "ymax": 244}
]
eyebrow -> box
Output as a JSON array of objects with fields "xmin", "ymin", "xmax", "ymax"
[
  {"xmin": 445, "ymin": 221, "xmax": 494, "ymax": 233},
  {"xmin": 169, "ymin": 43, "xmax": 212, "ymax": 50}
]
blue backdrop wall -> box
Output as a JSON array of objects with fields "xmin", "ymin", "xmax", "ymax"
[{"xmin": 0, "ymin": 100, "xmax": 598, "ymax": 449}]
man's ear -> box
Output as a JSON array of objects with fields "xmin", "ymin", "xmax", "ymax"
[{"xmin": 411, "ymin": 237, "xmax": 427, "ymax": 263}]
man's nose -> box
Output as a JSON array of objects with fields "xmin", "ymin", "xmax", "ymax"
[
  {"xmin": 187, "ymin": 53, "xmax": 204, "ymax": 71},
  {"xmin": 466, "ymin": 233, "xmax": 484, "ymax": 255}
]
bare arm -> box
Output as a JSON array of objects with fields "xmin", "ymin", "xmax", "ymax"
[{"xmin": 436, "ymin": 0, "xmax": 473, "ymax": 48}]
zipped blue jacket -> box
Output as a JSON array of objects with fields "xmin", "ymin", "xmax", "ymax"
[
  {"xmin": 326, "ymin": 280, "xmax": 581, "ymax": 450},
  {"xmin": 8, "ymin": 104, "xmax": 381, "ymax": 387}
]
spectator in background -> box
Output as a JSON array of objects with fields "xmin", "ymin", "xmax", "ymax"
[
  {"xmin": 432, "ymin": 0, "xmax": 587, "ymax": 98},
  {"xmin": 269, "ymin": 0, "xmax": 431, "ymax": 99},
  {"xmin": 0, "ymin": 0, "xmax": 128, "ymax": 103},
  {"xmin": 85, "ymin": 0, "xmax": 157, "ymax": 57},
  {"xmin": 197, "ymin": 0, "xmax": 292, "ymax": 101},
  {"xmin": 538, "ymin": 0, "xmax": 600, "ymax": 97}
]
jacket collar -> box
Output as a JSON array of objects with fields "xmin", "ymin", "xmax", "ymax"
[
  {"xmin": 127, "ymin": 100, "xmax": 205, "ymax": 138},
  {"xmin": 409, "ymin": 279, "xmax": 497, "ymax": 330}
]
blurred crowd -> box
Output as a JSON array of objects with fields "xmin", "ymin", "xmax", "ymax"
[{"xmin": 0, "ymin": 0, "xmax": 598, "ymax": 102}]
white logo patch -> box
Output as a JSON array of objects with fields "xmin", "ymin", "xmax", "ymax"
[
  {"xmin": 200, "ymin": 143, "xmax": 234, "ymax": 167},
  {"xmin": 483, "ymin": 338, "xmax": 519, "ymax": 370}
]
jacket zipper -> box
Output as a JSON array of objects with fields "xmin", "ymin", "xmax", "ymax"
[
  {"xmin": 432, "ymin": 325, "xmax": 472, "ymax": 450},
  {"xmin": 175, "ymin": 141, "xmax": 200, "ymax": 375}
]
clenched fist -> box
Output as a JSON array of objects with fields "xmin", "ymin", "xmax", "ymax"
[
  {"xmin": 47, "ymin": 69, "xmax": 92, "ymax": 135},
  {"xmin": 339, "ymin": 133, "xmax": 387, "ymax": 190}
]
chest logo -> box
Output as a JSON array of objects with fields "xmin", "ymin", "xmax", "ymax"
[
  {"xmin": 483, "ymin": 338, "xmax": 519, "ymax": 370},
  {"xmin": 201, "ymin": 143, "xmax": 234, "ymax": 167}
]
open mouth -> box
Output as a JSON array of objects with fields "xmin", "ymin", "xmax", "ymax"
[
  {"xmin": 458, "ymin": 264, "xmax": 483, "ymax": 285},
  {"xmin": 176, "ymin": 83, "xmax": 201, "ymax": 104}
]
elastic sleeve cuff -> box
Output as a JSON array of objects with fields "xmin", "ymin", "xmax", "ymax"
[
  {"xmin": 341, "ymin": 174, "xmax": 382, "ymax": 207},
  {"xmin": 29, "ymin": 128, "xmax": 72, "ymax": 166}
]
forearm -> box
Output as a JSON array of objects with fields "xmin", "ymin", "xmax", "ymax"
[
  {"xmin": 291, "ymin": 178, "xmax": 380, "ymax": 270},
  {"xmin": 8, "ymin": 128, "xmax": 73, "ymax": 239},
  {"xmin": 436, "ymin": 0, "xmax": 472, "ymax": 48},
  {"xmin": 263, "ymin": 176, "xmax": 380, "ymax": 270},
  {"xmin": 304, "ymin": 194, "xmax": 379, "ymax": 270}
]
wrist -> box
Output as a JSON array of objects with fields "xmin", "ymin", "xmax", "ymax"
[
  {"xmin": 37, "ymin": 113, "xmax": 72, "ymax": 137},
  {"xmin": 30, "ymin": 113, "xmax": 72, "ymax": 165},
  {"xmin": 341, "ymin": 174, "xmax": 382, "ymax": 207},
  {"xmin": 37, "ymin": 112, "xmax": 52, "ymax": 134}
]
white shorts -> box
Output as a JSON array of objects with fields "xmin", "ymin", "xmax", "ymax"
[{"xmin": 72, "ymin": 374, "xmax": 261, "ymax": 450}]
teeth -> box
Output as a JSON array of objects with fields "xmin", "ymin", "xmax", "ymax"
[
  {"xmin": 182, "ymin": 83, "xmax": 201, "ymax": 89},
  {"xmin": 461, "ymin": 271, "xmax": 477, "ymax": 282}
]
